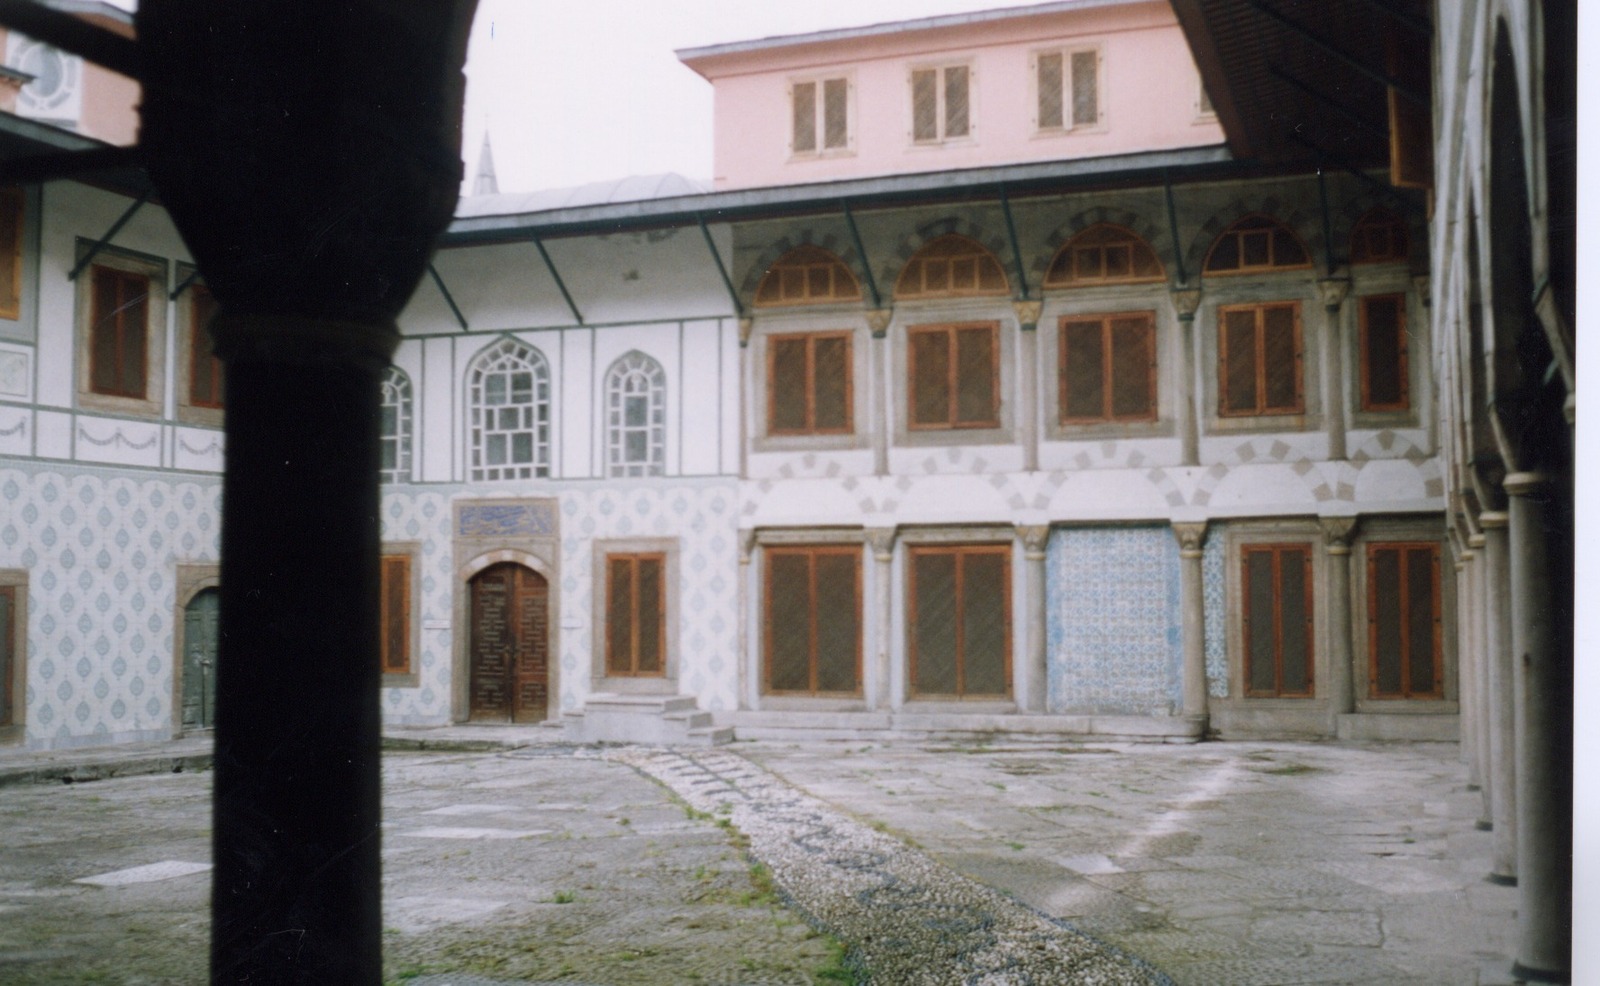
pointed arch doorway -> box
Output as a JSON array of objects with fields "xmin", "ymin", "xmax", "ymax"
[{"xmin": 468, "ymin": 562, "xmax": 550, "ymax": 723}]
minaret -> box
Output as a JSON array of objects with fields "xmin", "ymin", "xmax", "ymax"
[{"xmin": 473, "ymin": 130, "xmax": 498, "ymax": 195}]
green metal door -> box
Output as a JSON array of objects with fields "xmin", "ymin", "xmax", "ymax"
[{"xmin": 182, "ymin": 588, "xmax": 219, "ymax": 730}]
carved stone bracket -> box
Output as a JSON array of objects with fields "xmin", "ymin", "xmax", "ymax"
[
  {"xmin": 1316, "ymin": 276, "xmax": 1352, "ymax": 313},
  {"xmin": 1170, "ymin": 287, "xmax": 1203, "ymax": 321},
  {"xmin": 1172, "ymin": 521, "xmax": 1208, "ymax": 557},
  {"xmin": 1318, "ymin": 516, "xmax": 1359, "ymax": 555},
  {"xmin": 737, "ymin": 317, "xmax": 754, "ymax": 347},
  {"xmin": 738, "ymin": 528, "xmax": 758, "ymax": 564},
  {"xmin": 866, "ymin": 309, "xmax": 893, "ymax": 339},
  {"xmin": 1012, "ymin": 300, "xmax": 1043, "ymax": 333},
  {"xmin": 1017, "ymin": 524, "xmax": 1050, "ymax": 560},
  {"xmin": 1478, "ymin": 510, "xmax": 1509, "ymax": 530},
  {"xmin": 865, "ymin": 527, "xmax": 897, "ymax": 562}
]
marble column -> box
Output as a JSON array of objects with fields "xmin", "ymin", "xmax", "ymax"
[
  {"xmin": 1315, "ymin": 276, "xmax": 1351, "ymax": 461},
  {"xmin": 867, "ymin": 310, "xmax": 893, "ymax": 477},
  {"xmin": 737, "ymin": 318, "xmax": 753, "ymax": 478},
  {"xmin": 1172, "ymin": 522, "xmax": 1209, "ymax": 731},
  {"xmin": 865, "ymin": 527, "xmax": 897, "ymax": 711},
  {"xmin": 1014, "ymin": 301, "xmax": 1043, "ymax": 473},
  {"xmin": 738, "ymin": 529, "xmax": 758, "ymax": 711},
  {"xmin": 1469, "ymin": 531, "xmax": 1493, "ymax": 830},
  {"xmin": 1170, "ymin": 288, "xmax": 1203, "ymax": 466},
  {"xmin": 1017, "ymin": 524, "xmax": 1050, "ymax": 713},
  {"xmin": 1480, "ymin": 510, "xmax": 1517, "ymax": 885},
  {"xmin": 1505, "ymin": 472, "xmax": 1571, "ymax": 983},
  {"xmin": 1319, "ymin": 516, "xmax": 1359, "ymax": 736},
  {"xmin": 1453, "ymin": 540, "xmax": 1481, "ymax": 789}
]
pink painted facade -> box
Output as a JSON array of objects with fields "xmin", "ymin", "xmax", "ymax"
[
  {"xmin": 1, "ymin": 5, "xmax": 139, "ymax": 148},
  {"xmin": 680, "ymin": 1, "xmax": 1224, "ymax": 191}
]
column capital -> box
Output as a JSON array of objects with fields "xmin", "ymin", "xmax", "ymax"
[
  {"xmin": 866, "ymin": 308, "xmax": 894, "ymax": 338},
  {"xmin": 737, "ymin": 317, "xmax": 754, "ymax": 347},
  {"xmin": 738, "ymin": 528, "xmax": 758, "ymax": 564},
  {"xmin": 1503, "ymin": 471, "xmax": 1552, "ymax": 497},
  {"xmin": 1316, "ymin": 275, "xmax": 1352, "ymax": 312},
  {"xmin": 865, "ymin": 526, "xmax": 897, "ymax": 562},
  {"xmin": 1319, "ymin": 515, "xmax": 1359, "ymax": 554},
  {"xmin": 1479, "ymin": 510, "xmax": 1510, "ymax": 530},
  {"xmin": 1468, "ymin": 533, "xmax": 1487, "ymax": 549},
  {"xmin": 1170, "ymin": 287, "xmax": 1203, "ymax": 320},
  {"xmin": 1171, "ymin": 521, "xmax": 1208, "ymax": 556},
  {"xmin": 1016, "ymin": 524, "xmax": 1050, "ymax": 559},
  {"xmin": 1012, "ymin": 299, "xmax": 1043, "ymax": 332}
]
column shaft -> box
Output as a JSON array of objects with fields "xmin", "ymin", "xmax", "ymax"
[
  {"xmin": 1327, "ymin": 544, "xmax": 1354, "ymax": 721},
  {"xmin": 1456, "ymin": 552, "xmax": 1481, "ymax": 788},
  {"xmin": 1019, "ymin": 327, "xmax": 1040, "ymax": 472},
  {"xmin": 1322, "ymin": 303, "xmax": 1347, "ymax": 460},
  {"xmin": 872, "ymin": 332, "xmax": 890, "ymax": 476},
  {"xmin": 1173, "ymin": 523, "xmax": 1208, "ymax": 732},
  {"xmin": 1178, "ymin": 315, "xmax": 1200, "ymax": 466},
  {"xmin": 867, "ymin": 529, "xmax": 896, "ymax": 711},
  {"xmin": 1482, "ymin": 516, "xmax": 1517, "ymax": 884},
  {"xmin": 1470, "ymin": 535, "xmax": 1493, "ymax": 829},
  {"xmin": 1019, "ymin": 526, "xmax": 1049, "ymax": 713}
]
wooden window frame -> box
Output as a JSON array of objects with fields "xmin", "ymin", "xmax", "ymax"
[
  {"xmin": 1217, "ymin": 301, "xmax": 1305, "ymax": 417},
  {"xmin": 906, "ymin": 543, "xmax": 1013, "ymax": 699},
  {"xmin": 1058, "ymin": 312, "xmax": 1158, "ymax": 425},
  {"xmin": 380, "ymin": 553, "xmax": 412, "ymax": 677},
  {"xmin": 1033, "ymin": 45, "xmax": 1102, "ymax": 133},
  {"xmin": 893, "ymin": 234, "xmax": 1009, "ymax": 300},
  {"xmin": 74, "ymin": 243, "xmax": 166, "ymax": 418},
  {"xmin": 1240, "ymin": 544, "xmax": 1316, "ymax": 699},
  {"xmin": 0, "ymin": 573, "xmax": 23, "ymax": 740},
  {"xmin": 790, "ymin": 75, "xmax": 853, "ymax": 158},
  {"xmin": 766, "ymin": 330, "xmax": 854, "ymax": 436},
  {"xmin": 380, "ymin": 545, "xmax": 420, "ymax": 686},
  {"xmin": 1042, "ymin": 223, "xmax": 1165, "ymax": 288},
  {"xmin": 1202, "ymin": 215, "xmax": 1313, "ymax": 276},
  {"xmin": 1349, "ymin": 208, "xmax": 1410, "ymax": 265},
  {"xmin": 1366, "ymin": 542, "xmax": 1443, "ymax": 700},
  {"xmin": 906, "ymin": 321, "xmax": 1000, "ymax": 431},
  {"xmin": 87, "ymin": 264, "xmax": 150, "ymax": 400},
  {"xmin": 0, "ymin": 187, "xmax": 23, "ymax": 321},
  {"xmin": 763, "ymin": 544, "xmax": 863, "ymax": 697},
  {"xmin": 604, "ymin": 552, "xmax": 668, "ymax": 678},
  {"xmin": 909, "ymin": 62, "xmax": 973, "ymax": 145},
  {"xmin": 753, "ymin": 246, "xmax": 862, "ymax": 308},
  {"xmin": 1357, "ymin": 293, "xmax": 1411, "ymax": 412}
]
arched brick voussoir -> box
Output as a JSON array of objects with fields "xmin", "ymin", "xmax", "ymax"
[
  {"xmin": 880, "ymin": 217, "xmax": 1009, "ymax": 297},
  {"xmin": 1349, "ymin": 430, "xmax": 1445, "ymax": 500},
  {"xmin": 1035, "ymin": 207, "xmax": 1173, "ymax": 281},
  {"xmin": 1191, "ymin": 437, "xmax": 1352, "ymax": 508},
  {"xmin": 1184, "ymin": 197, "xmax": 1325, "ymax": 282},
  {"xmin": 736, "ymin": 228, "xmax": 860, "ymax": 309}
]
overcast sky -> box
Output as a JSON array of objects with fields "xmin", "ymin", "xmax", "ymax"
[{"xmin": 460, "ymin": 0, "xmax": 1037, "ymax": 194}]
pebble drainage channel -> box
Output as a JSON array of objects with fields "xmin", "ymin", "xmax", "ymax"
[{"xmin": 611, "ymin": 747, "xmax": 1172, "ymax": 986}]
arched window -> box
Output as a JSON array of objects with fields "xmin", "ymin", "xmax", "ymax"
[
  {"xmin": 754, "ymin": 245, "xmax": 862, "ymax": 307},
  {"xmin": 379, "ymin": 366, "xmax": 412, "ymax": 484},
  {"xmin": 605, "ymin": 351, "xmax": 666, "ymax": 477},
  {"xmin": 1203, "ymin": 215, "xmax": 1310, "ymax": 275},
  {"xmin": 1043, "ymin": 223, "xmax": 1165, "ymax": 288},
  {"xmin": 893, "ymin": 233, "xmax": 1009, "ymax": 299},
  {"xmin": 468, "ymin": 338, "xmax": 550, "ymax": 481},
  {"xmin": 1349, "ymin": 208, "xmax": 1409, "ymax": 264}
]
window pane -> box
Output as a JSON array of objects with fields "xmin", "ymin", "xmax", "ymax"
[
  {"xmin": 90, "ymin": 268, "xmax": 119, "ymax": 393},
  {"xmin": 486, "ymin": 433, "xmax": 507, "ymax": 465},
  {"xmin": 624, "ymin": 431, "xmax": 648, "ymax": 463},
  {"xmin": 1061, "ymin": 319, "xmax": 1106, "ymax": 420},
  {"xmin": 1406, "ymin": 548, "xmax": 1437, "ymax": 696},
  {"xmin": 624, "ymin": 393, "xmax": 648, "ymax": 428},
  {"xmin": 912, "ymin": 69, "xmax": 938, "ymax": 141},
  {"xmin": 636, "ymin": 557, "xmax": 662, "ymax": 674},
  {"xmin": 1274, "ymin": 229, "xmax": 1308, "ymax": 266},
  {"xmin": 1262, "ymin": 305, "xmax": 1299, "ymax": 411},
  {"xmin": 1208, "ymin": 233, "xmax": 1241, "ymax": 272},
  {"xmin": 1279, "ymin": 549, "xmax": 1311, "ymax": 695},
  {"xmin": 484, "ymin": 374, "xmax": 506, "ymax": 405},
  {"xmin": 1222, "ymin": 309, "xmax": 1259, "ymax": 413},
  {"xmin": 812, "ymin": 336, "xmax": 850, "ymax": 431},
  {"xmin": 814, "ymin": 552, "xmax": 858, "ymax": 692},
  {"xmin": 768, "ymin": 553, "xmax": 812, "ymax": 692},
  {"xmin": 792, "ymin": 81, "xmax": 816, "ymax": 153},
  {"xmin": 1372, "ymin": 547, "xmax": 1404, "ymax": 696},
  {"xmin": 606, "ymin": 558, "xmax": 634, "ymax": 674},
  {"xmin": 1071, "ymin": 50, "xmax": 1098, "ymax": 126},
  {"xmin": 823, "ymin": 78, "xmax": 848, "ymax": 149},
  {"xmin": 511, "ymin": 372, "xmax": 532, "ymax": 403},
  {"xmin": 511, "ymin": 431, "xmax": 533, "ymax": 463},
  {"xmin": 912, "ymin": 551, "xmax": 958, "ymax": 695},
  {"xmin": 1037, "ymin": 52, "xmax": 1064, "ymax": 129},
  {"xmin": 910, "ymin": 330, "xmax": 951, "ymax": 426},
  {"xmin": 954, "ymin": 326, "xmax": 995, "ymax": 425},
  {"xmin": 961, "ymin": 551, "xmax": 1009, "ymax": 696},
  {"xmin": 1362, "ymin": 295, "xmax": 1407, "ymax": 408},
  {"xmin": 770, "ymin": 337, "xmax": 809, "ymax": 431},
  {"xmin": 1241, "ymin": 230, "xmax": 1271, "ymax": 268},
  {"xmin": 1246, "ymin": 550, "xmax": 1277, "ymax": 694},
  {"xmin": 944, "ymin": 66, "xmax": 969, "ymax": 137},
  {"xmin": 1110, "ymin": 316, "xmax": 1154, "ymax": 419},
  {"xmin": 382, "ymin": 556, "xmax": 409, "ymax": 673}
]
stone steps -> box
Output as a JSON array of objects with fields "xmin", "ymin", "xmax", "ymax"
[{"xmin": 563, "ymin": 693, "xmax": 732, "ymax": 746}]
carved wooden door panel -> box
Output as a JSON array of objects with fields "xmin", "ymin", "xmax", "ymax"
[
  {"xmin": 512, "ymin": 569, "xmax": 549, "ymax": 723},
  {"xmin": 470, "ymin": 563, "xmax": 549, "ymax": 723},
  {"xmin": 182, "ymin": 588, "xmax": 220, "ymax": 729}
]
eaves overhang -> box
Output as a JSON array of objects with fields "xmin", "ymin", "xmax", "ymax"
[
  {"xmin": 440, "ymin": 144, "xmax": 1240, "ymax": 248},
  {"xmin": 0, "ymin": 110, "xmax": 149, "ymax": 198}
]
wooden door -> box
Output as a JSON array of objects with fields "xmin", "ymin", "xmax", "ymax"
[
  {"xmin": 182, "ymin": 588, "xmax": 219, "ymax": 729},
  {"xmin": 469, "ymin": 563, "xmax": 549, "ymax": 723}
]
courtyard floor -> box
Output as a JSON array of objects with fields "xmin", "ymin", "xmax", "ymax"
[{"xmin": 0, "ymin": 733, "xmax": 1522, "ymax": 984}]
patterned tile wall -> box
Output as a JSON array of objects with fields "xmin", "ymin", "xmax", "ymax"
[
  {"xmin": 1202, "ymin": 524, "xmax": 1229, "ymax": 697},
  {"xmin": 0, "ymin": 465, "xmax": 221, "ymax": 749},
  {"xmin": 1045, "ymin": 526, "xmax": 1182, "ymax": 715}
]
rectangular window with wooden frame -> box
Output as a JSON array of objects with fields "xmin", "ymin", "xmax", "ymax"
[
  {"xmin": 1059, "ymin": 312, "xmax": 1157, "ymax": 424},
  {"xmin": 1218, "ymin": 302, "xmax": 1303, "ymax": 416},
  {"xmin": 606, "ymin": 553, "xmax": 666, "ymax": 677},
  {"xmin": 0, "ymin": 187, "xmax": 23, "ymax": 321},
  {"xmin": 908, "ymin": 544, "xmax": 1010, "ymax": 699},
  {"xmin": 88, "ymin": 264, "xmax": 151, "ymax": 400},
  {"xmin": 791, "ymin": 77, "xmax": 850, "ymax": 156},
  {"xmin": 380, "ymin": 554, "xmax": 412, "ymax": 676},
  {"xmin": 0, "ymin": 583, "xmax": 16, "ymax": 730},
  {"xmin": 911, "ymin": 64, "xmax": 970, "ymax": 143},
  {"xmin": 908, "ymin": 322, "xmax": 999, "ymax": 430},
  {"xmin": 765, "ymin": 545, "xmax": 861, "ymax": 696},
  {"xmin": 1241, "ymin": 544, "xmax": 1314, "ymax": 698},
  {"xmin": 1358, "ymin": 294, "xmax": 1409, "ymax": 411},
  {"xmin": 768, "ymin": 331, "xmax": 852, "ymax": 435},
  {"xmin": 1367, "ymin": 542, "xmax": 1442, "ymax": 699},
  {"xmin": 1036, "ymin": 47, "xmax": 1100, "ymax": 131}
]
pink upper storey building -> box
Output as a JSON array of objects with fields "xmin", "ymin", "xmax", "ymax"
[{"xmin": 679, "ymin": 0, "xmax": 1223, "ymax": 190}]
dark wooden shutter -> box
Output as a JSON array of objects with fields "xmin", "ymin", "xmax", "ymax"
[
  {"xmin": 1070, "ymin": 50, "xmax": 1098, "ymax": 126},
  {"xmin": 635, "ymin": 555, "xmax": 663, "ymax": 674},
  {"xmin": 1221, "ymin": 307, "xmax": 1258, "ymax": 414},
  {"xmin": 89, "ymin": 267, "xmax": 149, "ymax": 399},
  {"xmin": 911, "ymin": 546, "xmax": 1009, "ymax": 698},
  {"xmin": 1405, "ymin": 547, "xmax": 1437, "ymax": 696},
  {"xmin": 792, "ymin": 81, "xmax": 816, "ymax": 153},
  {"xmin": 1243, "ymin": 548, "xmax": 1277, "ymax": 695},
  {"xmin": 960, "ymin": 549, "xmax": 1010, "ymax": 696},
  {"xmin": 811, "ymin": 335, "xmax": 850, "ymax": 431},
  {"xmin": 814, "ymin": 550, "xmax": 860, "ymax": 693},
  {"xmin": 380, "ymin": 555, "xmax": 411, "ymax": 674},
  {"xmin": 1109, "ymin": 315, "xmax": 1156, "ymax": 420},
  {"xmin": 912, "ymin": 69, "xmax": 938, "ymax": 141},
  {"xmin": 0, "ymin": 586, "xmax": 12, "ymax": 727},
  {"xmin": 1278, "ymin": 547, "xmax": 1313, "ymax": 695},
  {"xmin": 605, "ymin": 556, "xmax": 633, "ymax": 675},
  {"xmin": 910, "ymin": 328, "xmax": 951, "ymax": 427},
  {"xmin": 1387, "ymin": 30, "xmax": 1433, "ymax": 189},
  {"xmin": 1061, "ymin": 318, "xmax": 1105, "ymax": 421},
  {"xmin": 823, "ymin": 78, "xmax": 848, "ymax": 149},
  {"xmin": 0, "ymin": 188, "xmax": 21, "ymax": 320},
  {"xmin": 954, "ymin": 325, "xmax": 996, "ymax": 426},
  {"xmin": 1261, "ymin": 304, "xmax": 1301, "ymax": 412},
  {"xmin": 1369, "ymin": 546, "xmax": 1403, "ymax": 696},
  {"xmin": 943, "ymin": 66, "xmax": 969, "ymax": 137},
  {"xmin": 911, "ymin": 549, "xmax": 959, "ymax": 695},
  {"xmin": 1368, "ymin": 543, "xmax": 1441, "ymax": 699},
  {"xmin": 769, "ymin": 336, "xmax": 809, "ymax": 432},
  {"xmin": 1243, "ymin": 545, "xmax": 1313, "ymax": 697},
  {"xmin": 766, "ymin": 551, "xmax": 812, "ymax": 692},
  {"xmin": 1037, "ymin": 52, "xmax": 1064, "ymax": 129},
  {"xmin": 1360, "ymin": 295, "xmax": 1409, "ymax": 410}
]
